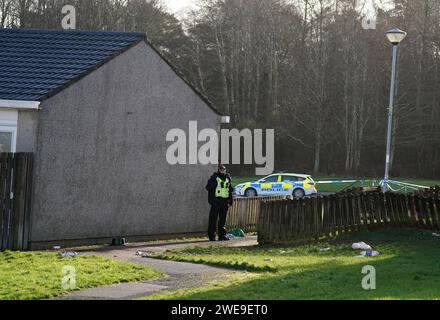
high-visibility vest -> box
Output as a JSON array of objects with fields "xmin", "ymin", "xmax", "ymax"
[{"xmin": 215, "ymin": 177, "xmax": 230, "ymax": 199}]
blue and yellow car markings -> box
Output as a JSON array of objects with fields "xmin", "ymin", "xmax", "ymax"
[{"xmin": 235, "ymin": 174, "xmax": 318, "ymax": 197}]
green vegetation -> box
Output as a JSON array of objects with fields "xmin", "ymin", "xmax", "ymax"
[
  {"xmin": 0, "ymin": 251, "xmax": 163, "ymax": 300},
  {"xmin": 144, "ymin": 229, "xmax": 440, "ymax": 300},
  {"xmin": 233, "ymin": 176, "xmax": 440, "ymax": 193}
]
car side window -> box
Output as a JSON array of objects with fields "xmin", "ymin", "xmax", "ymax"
[
  {"xmin": 262, "ymin": 175, "xmax": 279, "ymax": 183},
  {"xmin": 282, "ymin": 175, "xmax": 303, "ymax": 182}
]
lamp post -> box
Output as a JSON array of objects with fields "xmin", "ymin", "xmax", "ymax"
[{"xmin": 383, "ymin": 28, "xmax": 407, "ymax": 193}]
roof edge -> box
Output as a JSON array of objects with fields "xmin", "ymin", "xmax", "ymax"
[
  {"xmin": 143, "ymin": 39, "xmax": 224, "ymax": 117},
  {"xmin": 2, "ymin": 27, "xmax": 146, "ymax": 37},
  {"xmin": 29, "ymin": 29, "xmax": 223, "ymax": 117},
  {"xmin": 0, "ymin": 99, "xmax": 41, "ymax": 110}
]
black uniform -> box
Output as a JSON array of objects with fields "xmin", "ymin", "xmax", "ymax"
[{"xmin": 206, "ymin": 172, "xmax": 234, "ymax": 240}]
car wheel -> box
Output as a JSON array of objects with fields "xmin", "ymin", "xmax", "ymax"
[
  {"xmin": 293, "ymin": 188, "xmax": 305, "ymax": 198},
  {"xmin": 245, "ymin": 188, "xmax": 257, "ymax": 197}
]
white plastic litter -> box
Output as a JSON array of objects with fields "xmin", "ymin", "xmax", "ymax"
[
  {"xmin": 320, "ymin": 248, "xmax": 331, "ymax": 252},
  {"xmin": 352, "ymin": 242, "xmax": 372, "ymax": 250},
  {"xmin": 60, "ymin": 251, "xmax": 78, "ymax": 258},
  {"xmin": 432, "ymin": 233, "xmax": 440, "ymax": 237},
  {"xmin": 136, "ymin": 251, "xmax": 153, "ymax": 258},
  {"xmin": 355, "ymin": 250, "xmax": 380, "ymax": 258},
  {"xmin": 53, "ymin": 246, "xmax": 61, "ymax": 250},
  {"xmin": 362, "ymin": 250, "xmax": 380, "ymax": 257}
]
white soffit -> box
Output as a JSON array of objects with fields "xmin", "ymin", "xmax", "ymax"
[{"xmin": 0, "ymin": 99, "xmax": 41, "ymax": 110}]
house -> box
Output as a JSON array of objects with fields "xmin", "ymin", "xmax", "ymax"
[{"xmin": 0, "ymin": 28, "xmax": 223, "ymax": 249}]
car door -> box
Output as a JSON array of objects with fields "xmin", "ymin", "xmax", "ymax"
[
  {"xmin": 281, "ymin": 175, "xmax": 296, "ymax": 195},
  {"xmin": 259, "ymin": 175, "xmax": 280, "ymax": 196}
]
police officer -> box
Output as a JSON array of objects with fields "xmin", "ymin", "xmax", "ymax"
[{"xmin": 206, "ymin": 164, "xmax": 234, "ymax": 241}]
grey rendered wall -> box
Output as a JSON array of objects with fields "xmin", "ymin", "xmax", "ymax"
[
  {"xmin": 30, "ymin": 41, "xmax": 220, "ymax": 246},
  {"xmin": 16, "ymin": 111, "xmax": 39, "ymax": 153}
]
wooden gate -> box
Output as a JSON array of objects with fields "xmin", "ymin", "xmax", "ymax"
[{"xmin": 0, "ymin": 153, "xmax": 33, "ymax": 251}]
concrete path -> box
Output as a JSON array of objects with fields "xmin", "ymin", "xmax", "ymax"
[{"xmin": 57, "ymin": 236, "xmax": 257, "ymax": 300}]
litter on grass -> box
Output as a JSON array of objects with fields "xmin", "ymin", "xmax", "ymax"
[
  {"xmin": 60, "ymin": 251, "xmax": 78, "ymax": 258},
  {"xmin": 352, "ymin": 242, "xmax": 372, "ymax": 250},
  {"xmin": 230, "ymin": 228, "xmax": 246, "ymax": 237},
  {"xmin": 264, "ymin": 258, "xmax": 273, "ymax": 262},
  {"xmin": 433, "ymin": 233, "xmax": 440, "ymax": 237},
  {"xmin": 355, "ymin": 250, "xmax": 380, "ymax": 258},
  {"xmin": 136, "ymin": 251, "xmax": 153, "ymax": 258},
  {"xmin": 320, "ymin": 248, "xmax": 331, "ymax": 252}
]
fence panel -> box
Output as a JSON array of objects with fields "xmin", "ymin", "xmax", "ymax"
[
  {"xmin": 0, "ymin": 153, "xmax": 33, "ymax": 251},
  {"xmin": 258, "ymin": 192, "xmax": 440, "ymax": 244},
  {"xmin": 227, "ymin": 196, "xmax": 287, "ymax": 233}
]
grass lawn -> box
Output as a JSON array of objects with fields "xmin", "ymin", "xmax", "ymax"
[
  {"xmin": 0, "ymin": 251, "xmax": 163, "ymax": 300},
  {"xmin": 233, "ymin": 176, "xmax": 440, "ymax": 193},
  {"xmin": 143, "ymin": 229, "xmax": 440, "ymax": 300}
]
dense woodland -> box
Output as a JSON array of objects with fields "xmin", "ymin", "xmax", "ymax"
[{"xmin": 1, "ymin": 0, "xmax": 439, "ymax": 178}]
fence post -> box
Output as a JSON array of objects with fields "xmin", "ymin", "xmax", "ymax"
[
  {"xmin": 402, "ymin": 193, "xmax": 411, "ymax": 227},
  {"xmin": 426, "ymin": 197, "xmax": 437, "ymax": 231},
  {"xmin": 257, "ymin": 201, "xmax": 267, "ymax": 244},
  {"xmin": 434, "ymin": 198, "xmax": 440, "ymax": 231},
  {"xmin": 292, "ymin": 198, "xmax": 300, "ymax": 238},
  {"xmin": 0, "ymin": 155, "xmax": 8, "ymax": 250},
  {"xmin": 378, "ymin": 192, "xmax": 388, "ymax": 227},
  {"xmin": 392, "ymin": 192, "xmax": 399, "ymax": 226},
  {"xmin": 315, "ymin": 196, "xmax": 323, "ymax": 240},
  {"xmin": 343, "ymin": 194, "xmax": 351, "ymax": 233},
  {"xmin": 320, "ymin": 196, "xmax": 327, "ymax": 236},
  {"xmin": 0, "ymin": 153, "xmax": 33, "ymax": 251},
  {"xmin": 417, "ymin": 196, "xmax": 427, "ymax": 229},
  {"xmin": 330, "ymin": 195, "xmax": 337, "ymax": 236}
]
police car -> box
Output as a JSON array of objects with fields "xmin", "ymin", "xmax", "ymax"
[{"xmin": 234, "ymin": 173, "xmax": 318, "ymax": 198}]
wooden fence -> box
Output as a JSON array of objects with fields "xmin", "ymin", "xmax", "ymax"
[
  {"xmin": 226, "ymin": 196, "xmax": 287, "ymax": 232},
  {"xmin": 0, "ymin": 153, "xmax": 33, "ymax": 251},
  {"xmin": 258, "ymin": 192, "xmax": 440, "ymax": 244},
  {"xmin": 416, "ymin": 186, "xmax": 440, "ymax": 198}
]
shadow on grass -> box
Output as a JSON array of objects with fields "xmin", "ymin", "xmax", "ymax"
[
  {"xmin": 154, "ymin": 229, "xmax": 440, "ymax": 300},
  {"xmin": 161, "ymin": 256, "xmax": 440, "ymax": 300},
  {"xmin": 71, "ymin": 240, "xmax": 211, "ymax": 254},
  {"xmin": 151, "ymin": 254, "xmax": 279, "ymax": 273}
]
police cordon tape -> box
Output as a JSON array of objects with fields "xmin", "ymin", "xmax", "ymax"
[
  {"xmin": 314, "ymin": 179, "xmax": 430, "ymax": 192},
  {"xmin": 387, "ymin": 180, "xmax": 430, "ymax": 189},
  {"xmin": 314, "ymin": 180, "xmax": 358, "ymax": 185}
]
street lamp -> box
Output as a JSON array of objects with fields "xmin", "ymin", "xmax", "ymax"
[{"xmin": 383, "ymin": 28, "xmax": 407, "ymax": 193}]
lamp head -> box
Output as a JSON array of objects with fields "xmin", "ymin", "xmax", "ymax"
[{"xmin": 386, "ymin": 28, "xmax": 407, "ymax": 45}]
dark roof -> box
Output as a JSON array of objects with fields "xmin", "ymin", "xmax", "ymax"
[
  {"xmin": 0, "ymin": 28, "xmax": 222, "ymax": 116},
  {"xmin": 0, "ymin": 28, "xmax": 145, "ymax": 101}
]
